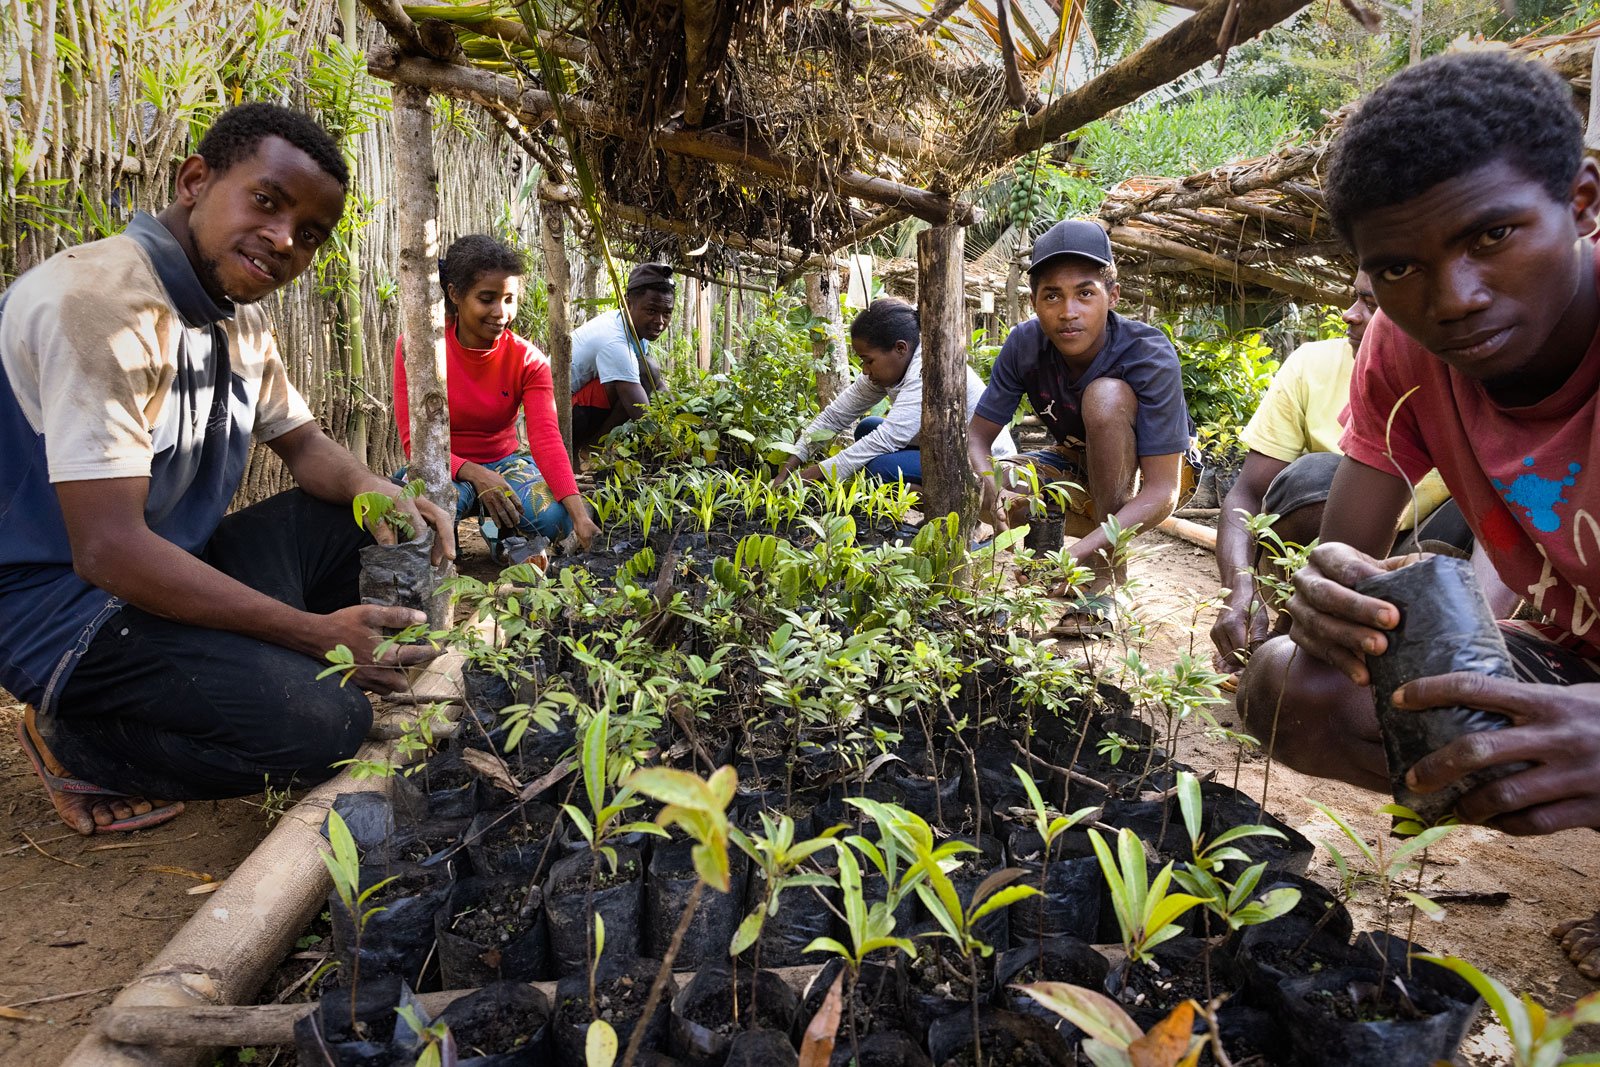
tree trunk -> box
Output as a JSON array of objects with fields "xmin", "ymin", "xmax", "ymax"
[
  {"xmin": 806, "ymin": 265, "xmax": 849, "ymax": 407},
  {"xmin": 391, "ymin": 84, "xmax": 454, "ymax": 625},
  {"xmin": 917, "ymin": 224, "xmax": 975, "ymax": 536},
  {"xmin": 539, "ymin": 187, "xmax": 574, "ymax": 462}
]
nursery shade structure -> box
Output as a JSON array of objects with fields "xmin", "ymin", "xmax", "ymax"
[
  {"xmin": 1095, "ymin": 27, "xmax": 1600, "ymax": 312},
  {"xmin": 360, "ymin": 0, "xmax": 1315, "ymax": 521}
]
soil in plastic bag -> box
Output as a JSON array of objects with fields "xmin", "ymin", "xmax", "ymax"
[
  {"xmin": 990, "ymin": 938, "xmax": 1108, "ymax": 1036},
  {"xmin": 1355, "ymin": 554, "xmax": 1521, "ymax": 824},
  {"xmin": 798, "ymin": 959, "xmax": 914, "ymax": 1042},
  {"xmin": 329, "ymin": 861, "xmax": 453, "ymax": 986},
  {"xmin": 647, "ymin": 840, "xmax": 748, "ymax": 968},
  {"xmin": 437, "ymin": 980, "xmax": 551, "ymax": 1066},
  {"xmin": 1023, "ymin": 511, "xmax": 1066, "ymax": 555},
  {"xmin": 828, "ymin": 1031, "xmax": 931, "ymax": 1067},
  {"xmin": 328, "ymin": 792, "xmax": 399, "ymax": 860},
  {"xmin": 435, "ymin": 875, "xmax": 549, "ymax": 988},
  {"xmin": 360, "ymin": 530, "xmax": 441, "ymax": 615},
  {"xmin": 725, "ymin": 1029, "xmax": 797, "ymax": 1067},
  {"xmin": 465, "ymin": 803, "xmax": 564, "ymax": 878},
  {"xmin": 747, "ymin": 866, "xmax": 839, "ymax": 968},
  {"xmin": 670, "ymin": 964, "xmax": 799, "ymax": 1067},
  {"xmin": 291, "ymin": 974, "xmax": 422, "ymax": 1067},
  {"xmin": 1232, "ymin": 915, "xmax": 1354, "ymax": 1009},
  {"xmin": 926, "ymin": 1008, "xmax": 1074, "ymax": 1067},
  {"xmin": 416, "ymin": 750, "xmax": 487, "ymax": 821},
  {"xmin": 1006, "ymin": 828, "xmax": 1102, "ymax": 945},
  {"xmin": 553, "ymin": 956, "xmax": 677, "ymax": 1067},
  {"xmin": 1103, "ymin": 936, "xmax": 1241, "ymax": 1031},
  {"xmin": 1198, "ymin": 781, "xmax": 1314, "ymax": 878},
  {"xmin": 1278, "ymin": 964, "xmax": 1481, "ymax": 1067},
  {"xmin": 545, "ymin": 844, "xmax": 645, "ymax": 975},
  {"xmin": 904, "ymin": 923, "xmax": 991, "ymax": 1034}
]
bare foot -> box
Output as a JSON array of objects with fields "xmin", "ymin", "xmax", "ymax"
[
  {"xmin": 1552, "ymin": 913, "xmax": 1600, "ymax": 979},
  {"xmin": 48, "ymin": 789, "xmax": 184, "ymax": 836},
  {"xmin": 20, "ymin": 713, "xmax": 184, "ymax": 835}
]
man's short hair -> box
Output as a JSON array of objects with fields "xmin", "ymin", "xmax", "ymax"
[
  {"xmin": 1326, "ymin": 51, "xmax": 1582, "ymax": 243},
  {"xmin": 197, "ymin": 103, "xmax": 349, "ymax": 190}
]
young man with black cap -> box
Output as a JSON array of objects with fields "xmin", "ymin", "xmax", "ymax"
[
  {"xmin": 967, "ymin": 219, "xmax": 1191, "ymax": 636},
  {"xmin": 570, "ymin": 262, "xmax": 675, "ymax": 447}
]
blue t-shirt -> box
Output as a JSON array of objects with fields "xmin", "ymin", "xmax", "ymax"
[
  {"xmin": 974, "ymin": 313, "xmax": 1192, "ymax": 457},
  {"xmin": 569, "ymin": 309, "xmax": 646, "ymax": 396},
  {"xmin": 0, "ymin": 213, "xmax": 308, "ymax": 711}
]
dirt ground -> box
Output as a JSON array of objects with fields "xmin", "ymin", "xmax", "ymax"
[{"xmin": 2, "ymin": 528, "xmax": 1596, "ymax": 1065}]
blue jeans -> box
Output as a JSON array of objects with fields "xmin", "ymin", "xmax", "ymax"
[
  {"xmin": 398, "ymin": 453, "xmax": 572, "ymax": 541},
  {"xmin": 854, "ymin": 416, "xmax": 922, "ymax": 483}
]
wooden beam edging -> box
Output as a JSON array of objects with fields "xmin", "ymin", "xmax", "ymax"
[
  {"xmin": 62, "ymin": 743, "xmax": 397, "ymax": 1067},
  {"xmin": 368, "ymin": 53, "xmax": 978, "ymax": 227},
  {"xmin": 97, "ymin": 965, "xmax": 826, "ymax": 1049},
  {"xmin": 999, "ymin": 0, "xmax": 1313, "ymax": 161}
]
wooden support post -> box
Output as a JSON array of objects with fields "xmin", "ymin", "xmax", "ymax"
[
  {"xmin": 391, "ymin": 84, "xmax": 454, "ymax": 626},
  {"xmin": 917, "ymin": 224, "xmax": 975, "ymax": 535},
  {"xmin": 538, "ymin": 185, "xmax": 574, "ymax": 462},
  {"xmin": 720, "ymin": 283, "xmax": 735, "ymax": 372},
  {"xmin": 695, "ymin": 279, "xmax": 713, "ymax": 372},
  {"xmin": 806, "ymin": 265, "xmax": 849, "ymax": 407}
]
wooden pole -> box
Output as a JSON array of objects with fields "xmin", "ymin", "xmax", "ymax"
[
  {"xmin": 538, "ymin": 185, "xmax": 574, "ymax": 462},
  {"xmin": 917, "ymin": 224, "xmax": 975, "ymax": 536},
  {"xmin": 391, "ymin": 83, "xmax": 454, "ymax": 626},
  {"xmin": 720, "ymin": 283, "xmax": 735, "ymax": 372},
  {"xmin": 806, "ymin": 265, "xmax": 849, "ymax": 407},
  {"xmin": 695, "ymin": 278, "xmax": 713, "ymax": 372}
]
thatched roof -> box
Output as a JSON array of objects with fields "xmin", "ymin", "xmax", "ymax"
[
  {"xmin": 1095, "ymin": 24, "xmax": 1600, "ymax": 311},
  {"xmin": 360, "ymin": 0, "xmax": 1315, "ymax": 272}
]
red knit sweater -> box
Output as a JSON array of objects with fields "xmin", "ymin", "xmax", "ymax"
[{"xmin": 393, "ymin": 324, "xmax": 579, "ymax": 501}]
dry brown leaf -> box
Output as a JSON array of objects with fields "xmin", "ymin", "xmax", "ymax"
[
  {"xmin": 798, "ymin": 972, "xmax": 843, "ymax": 1067},
  {"xmin": 461, "ymin": 747, "xmax": 522, "ymax": 797},
  {"xmin": 186, "ymin": 881, "xmax": 224, "ymax": 895},
  {"xmin": 0, "ymin": 1006, "xmax": 43, "ymax": 1022},
  {"xmin": 1129, "ymin": 999, "xmax": 1196, "ymax": 1067}
]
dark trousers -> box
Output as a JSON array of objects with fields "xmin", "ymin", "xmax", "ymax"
[{"xmin": 39, "ymin": 490, "xmax": 375, "ymax": 800}]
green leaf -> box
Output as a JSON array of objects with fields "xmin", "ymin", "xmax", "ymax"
[
  {"xmin": 731, "ymin": 909, "xmax": 766, "ymax": 955},
  {"xmin": 582, "ymin": 709, "xmax": 609, "ymax": 820},
  {"xmin": 629, "ymin": 767, "xmax": 712, "ymax": 812},
  {"xmin": 594, "ymin": 912, "xmax": 606, "ymax": 959},
  {"xmin": 1399, "ymin": 891, "xmax": 1446, "ymax": 922},
  {"xmin": 1417, "ymin": 955, "xmax": 1528, "ymax": 1050},
  {"xmin": 1176, "ymin": 772, "xmax": 1202, "ymax": 848},
  {"xmin": 969, "ymin": 883, "xmax": 1039, "ymax": 924}
]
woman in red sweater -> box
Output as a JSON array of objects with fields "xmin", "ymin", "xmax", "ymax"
[{"xmin": 394, "ymin": 235, "xmax": 598, "ymax": 555}]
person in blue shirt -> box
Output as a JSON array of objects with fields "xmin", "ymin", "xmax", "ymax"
[
  {"xmin": 967, "ymin": 219, "xmax": 1190, "ymax": 635},
  {"xmin": 569, "ymin": 263, "xmax": 673, "ymax": 447},
  {"xmin": 0, "ymin": 105, "xmax": 453, "ymax": 835}
]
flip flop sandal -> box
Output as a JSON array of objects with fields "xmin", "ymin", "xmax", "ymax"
[
  {"xmin": 1219, "ymin": 674, "xmax": 1240, "ymax": 694},
  {"xmin": 1048, "ymin": 594, "xmax": 1118, "ymax": 639},
  {"xmin": 17, "ymin": 721, "xmax": 183, "ymax": 834}
]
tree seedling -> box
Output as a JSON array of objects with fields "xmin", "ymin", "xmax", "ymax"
[
  {"xmin": 352, "ymin": 478, "xmax": 426, "ymax": 541},
  {"xmin": 1419, "ymin": 954, "xmax": 1600, "ymax": 1067},
  {"xmin": 321, "ymin": 809, "xmax": 396, "ymax": 1033},
  {"xmin": 1089, "ymin": 827, "xmax": 1209, "ymax": 976},
  {"xmin": 1011, "ymin": 764, "xmax": 1098, "ymax": 949}
]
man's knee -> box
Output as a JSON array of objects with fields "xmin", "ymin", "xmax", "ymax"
[
  {"xmin": 1239, "ymin": 635, "xmax": 1379, "ymax": 775},
  {"xmin": 1270, "ymin": 502, "xmax": 1325, "ymax": 548},
  {"xmin": 1081, "ymin": 377, "xmax": 1136, "ymax": 432},
  {"xmin": 273, "ymin": 682, "xmax": 372, "ymax": 785}
]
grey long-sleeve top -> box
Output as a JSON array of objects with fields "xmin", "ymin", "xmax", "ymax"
[{"xmin": 795, "ymin": 351, "xmax": 1017, "ymax": 478}]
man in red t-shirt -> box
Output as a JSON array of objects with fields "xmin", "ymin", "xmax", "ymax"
[{"xmin": 1237, "ymin": 51, "xmax": 1600, "ymax": 975}]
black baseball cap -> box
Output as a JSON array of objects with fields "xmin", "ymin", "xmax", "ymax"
[
  {"xmin": 626, "ymin": 262, "xmax": 676, "ymax": 294},
  {"xmin": 1028, "ymin": 219, "xmax": 1114, "ymax": 277}
]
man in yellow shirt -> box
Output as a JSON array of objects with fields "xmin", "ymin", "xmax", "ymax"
[{"xmin": 1209, "ymin": 271, "xmax": 1469, "ymax": 674}]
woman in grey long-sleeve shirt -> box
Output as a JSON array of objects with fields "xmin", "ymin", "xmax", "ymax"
[{"xmin": 776, "ymin": 299, "xmax": 1015, "ymax": 486}]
